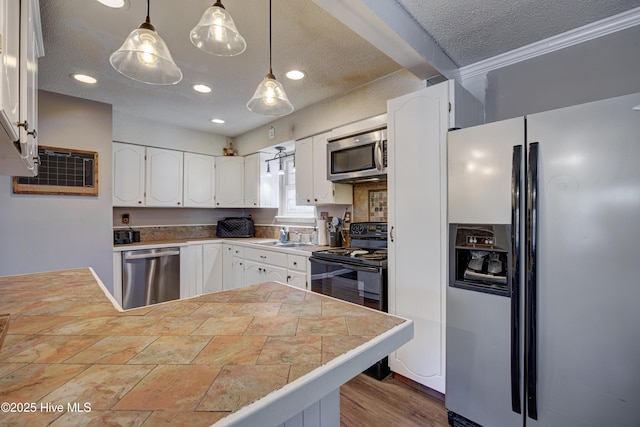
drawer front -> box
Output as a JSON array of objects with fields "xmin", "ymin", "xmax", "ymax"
[
  {"xmin": 231, "ymin": 245, "xmax": 244, "ymax": 258},
  {"xmin": 244, "ymin": 247, "xmax": 287, "ymax": 267},
  {"xmin": 288, "ymin": 254, "xmax": 307, "ymax": 272}
]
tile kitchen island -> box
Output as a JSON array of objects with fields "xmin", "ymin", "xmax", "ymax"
[{"xmin": 0, "ymin": 268, "xmax": 412, "ymax": 426}]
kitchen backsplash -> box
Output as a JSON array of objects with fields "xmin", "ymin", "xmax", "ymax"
[
  {"xmin": 113, "ymin": 224, "xmax": 315, "ymax": 243},
  {"xmin": 353, "ymin": 181, "xmax": 388, "ymax": 222}
]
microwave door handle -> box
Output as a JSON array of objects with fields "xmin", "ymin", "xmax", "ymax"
[{"xmin": 374, "ymin": 140, "xmax": 384, "ymax": 171}]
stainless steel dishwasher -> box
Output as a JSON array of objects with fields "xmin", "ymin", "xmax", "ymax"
[{"xmin": 121, "ymin": 247, "xmax": 180, "ymax": 309}]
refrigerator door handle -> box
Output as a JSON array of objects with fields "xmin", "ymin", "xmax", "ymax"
[
  {"xmin": 510, "ymin": 145, "xmax": 523, "ymax": 414},
  {"xmin": 526, "ymin": 142, "xmax": 539, "ymax": 420}
]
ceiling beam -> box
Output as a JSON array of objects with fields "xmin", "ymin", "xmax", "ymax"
[{"xmin": 313, "ymin": 0, "xmax": 459, "ymax": 82}]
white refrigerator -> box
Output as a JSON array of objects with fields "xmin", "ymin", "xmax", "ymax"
[{"xmin": 446, "ymin": 92, "xmax": 640, "ymax": 426}]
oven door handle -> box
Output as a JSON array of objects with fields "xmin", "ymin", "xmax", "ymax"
[{"xmin": 310, "ymin": 257, "xmax": 381, "ymax": 273}]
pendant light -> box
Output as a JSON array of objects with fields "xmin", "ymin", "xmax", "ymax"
[
  {"xmin": 109, "ymin": 0, "xmax": 182, "ymax": 85},
  {"xmin": 247, "ymin": 0, "xmax": 294, "ymax": 116},
  {"xmin": 191, "ymin": 1, "xmax": 246, "ymax": 56}
]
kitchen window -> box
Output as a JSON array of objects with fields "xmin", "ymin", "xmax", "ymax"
[{"xmin": 277, "ymin": 157, "xmax": 315, "ymax": 222}]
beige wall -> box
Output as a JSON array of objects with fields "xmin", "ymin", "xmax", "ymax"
[{"xmin": 234, "ymin": 69, "xmax": 424, "ymax": 154}]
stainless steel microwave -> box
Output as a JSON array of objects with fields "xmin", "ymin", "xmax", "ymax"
[{"xmin": 327, "ymin": 128, "xmax": 387, "ymax": 183}]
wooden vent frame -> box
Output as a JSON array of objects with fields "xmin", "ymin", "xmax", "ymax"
[{"xmin": 13, "ymin": 146, "xmax": 99, "ymax": 196}]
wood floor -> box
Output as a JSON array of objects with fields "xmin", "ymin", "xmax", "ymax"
[{"xmin": 340, "ymin": 374, "xmax": 449, "ymax": 427}]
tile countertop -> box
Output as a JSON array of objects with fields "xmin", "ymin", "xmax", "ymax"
[
  {"xmin": 113, "ymin": 237, "xmax": 330, "ymax": 256},
  {"xmin": 0, "ymin": 268, "xmax": 412, "ymax": 427}
]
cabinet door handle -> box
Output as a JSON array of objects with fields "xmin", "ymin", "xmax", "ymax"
[
  {"xmin": 293, "ymin": 261, "xmax": 297, "ymax": 266},
  {"xmin": 260, "ymin": 255, "xmax": 267, "ymax": 259},
  {"xmin": 390, "ymin": 225, "xmax": 395, "ymax": 242},
  {"xmin": 27, "ymin": 129, "xmax": 37, "ymax": 138},
  {"xmin": 287, "ymin": 275, "xmax": 291, "ymax": 282}
]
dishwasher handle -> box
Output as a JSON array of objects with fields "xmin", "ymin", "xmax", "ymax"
[{"xmin": 123, "ymin": 249, "xmax": 181, "ymax": 260}]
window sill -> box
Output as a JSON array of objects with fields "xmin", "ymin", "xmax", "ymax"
[{"xmin": 275, "ymin": 215, "xmax": 316, "ymax": 225}]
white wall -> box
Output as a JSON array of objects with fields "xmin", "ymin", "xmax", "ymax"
[
  {"xmin": 464, "ymin": 25, "xmax": 640, "ymax": 123},
  {"xmin": 113, "ymin": 110, "xmax": 229, "ymax": 156},
  {"xmin": 234, "ymin": 69, "xmax": 424, "ymax": 154},
  {"xmin": 0, "ymin": 91, "xmax": 114, "ymax": 288},
  {"xmin": 113, "ymin": 207, "xmax": 240, "ymax": 228}
]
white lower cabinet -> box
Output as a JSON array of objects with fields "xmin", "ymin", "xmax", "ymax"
[
  {"xmin": 242, "ymin": 247, "xmax": 288, "ymax": 287},
  {"xmin": 243, "ymin": 261, "xmax": 287, "ymax": 286},
  {"xmin": 220, "ymin": 245, "xmax": 310, "ymax": 289},
  {"xmin": 286, "ymin": 271, "xmax": 307, "ymax": 289},
  {"xmin": 222, "ymin": 244, "xmax": 245, "ymax": 290},
  {"xmin": 202, "ymin": 243, "xmax": 223, "ymax": 294},
  {"xmin": 286, "ymin": 254, "xmax": 308, "ymax": 289}
]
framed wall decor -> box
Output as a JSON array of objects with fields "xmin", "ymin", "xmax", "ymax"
[{"xmin": 13, "ymin": 146, "xmax": 99, "ymax": 196}]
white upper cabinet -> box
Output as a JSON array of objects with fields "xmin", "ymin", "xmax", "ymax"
[
  {"xmin": 215, "ymin": 156, "xmax": 244, "ymax": 207},
  {"xmin": 183, "ymin": 152, "xmax": 215, "ymax": 208},
  {"xmin": 0, "ymin": 0, "xmax": 43, "ymax": 176},
  {"xmin": 145, "ymin": 147, "xmax": 183, "ymax": 207},
  {"xmin": 0, "ymin": 0, "xmax": 21, "ymax": 144},
  {"xmin": 113, "ymin": 142, "xmax": 145, "ymax": 206},
  {"xmin": 295, "ymin": 132, "xmax": 352, "ymax": 205},
  {"xmin": 295, "ymin": 136, "xmax": 314, "ymax": 205},
  {"xmin": 244, "ymin": 152, "xmax": 279, "ymax": 208},
  {"xmin": 259, "ymin": 152, "xmax": 279, "ymax": 208},
  {"xmin": 244, "ymin": 153, "xmax": 260, "ymax": 207}
]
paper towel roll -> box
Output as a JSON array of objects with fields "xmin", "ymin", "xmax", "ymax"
[{"xmin": 317, "ymin": 219, "xmax": 328, "ymax": 246}]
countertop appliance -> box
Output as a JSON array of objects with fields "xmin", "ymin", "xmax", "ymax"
[
  {"xmin": 310, "ymin": 222, "xmax": 389, "ymax": 379},
  {"xmin": 446, "ymin": 92, "xmax": 640, "ymax": 426},
  {"xmin": 327, "ymin": 128, "xmax": 387, "ymax": 183},
  {"xmin": 216, "ymin": 217, "xmax": 255, "ymax": 238},
  {"xmin": 122, "ymin": 247, "xmax": 180, "ymax": 310}
]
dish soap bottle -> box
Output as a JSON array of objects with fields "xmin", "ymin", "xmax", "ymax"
[
  {"xmin": 311, "ymin": 227, "xmax": 318, "ymax": 245},
  {"xmin": 279, "ymin": 227, "xmax": 288, "ymax": 243}
]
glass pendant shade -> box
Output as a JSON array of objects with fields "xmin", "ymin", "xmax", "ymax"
[
  {"xmin": 110, "ymin": 20, "xmax": 182, "ymax": 85},
  {"xmin": 190, "ymin": 2, "xmax": 246, "ymax": 56},
  {"xmin": 247, "ymin": 71, "xmax": 294, "ymax": 116}
]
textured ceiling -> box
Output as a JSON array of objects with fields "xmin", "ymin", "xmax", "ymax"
[
  {"xmin": 395, "ymin": 0, "xmax": 640, "ymax": 66},
  {"xmin": 38, "ymin": 0, "xmax": 640, "ymax": 138}
]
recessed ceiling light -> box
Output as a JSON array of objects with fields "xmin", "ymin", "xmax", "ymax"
[
  {"xmin": 285, "ymin": 70, "xmax": 306, "ymax": 80},
  {"xmin": 96, "ymin": 0, "xmax": 125, "ymax": 8},
  {"xmin": 71, "ymin": 73, "xmax": 97, "ymax": 84},
  {"xmin": 211, "ymin": 118, "xmax": 225, "ymax": 124},
  {"xmin": 193, "ymin": 84, "xmax": 212, "ymax": 93}
]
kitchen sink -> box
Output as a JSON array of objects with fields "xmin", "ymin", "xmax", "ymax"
[{"xmin": 255, "ymin": 241, "xmax": 314, "ymax": 248}]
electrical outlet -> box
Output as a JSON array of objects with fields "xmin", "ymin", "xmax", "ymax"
[
  {"xmin": 269, "ymin": 126, "xmax": 275, "ymax": 140},
  {"xmin": 121, "ymin": 213, "xmax": 130, "ymax": 225}
]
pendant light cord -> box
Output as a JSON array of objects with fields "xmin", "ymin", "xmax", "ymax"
[
  {"xmin": 144, "ymin": 0, "xmax": 151, "ymax": 26},
  {"xmin": 269, "ymin": 0, "xmax": 272, "ymax": 75}
]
